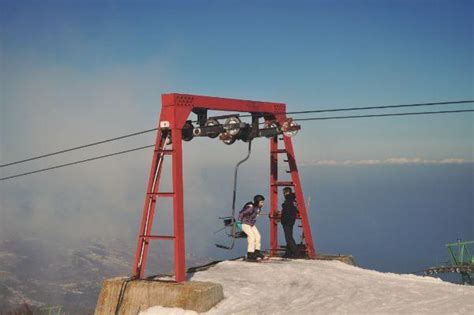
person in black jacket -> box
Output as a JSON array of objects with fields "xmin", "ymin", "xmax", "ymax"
[{"xmin": 280, "ymin": 187, "xmax": 300, "ymax": 258}]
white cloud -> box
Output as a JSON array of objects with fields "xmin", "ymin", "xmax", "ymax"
[{"xmin": 300, "ymin": 157, "xmax": 472, "ymax": 166}]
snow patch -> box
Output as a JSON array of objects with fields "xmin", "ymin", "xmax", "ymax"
[{"xmin": 142, "ymin": 259, "xmax": 474, "ymax": 314}]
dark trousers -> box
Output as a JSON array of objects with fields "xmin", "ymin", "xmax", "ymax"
[{"xmin": 282, "ymin": 223, "xmax": 299, "ymax": 257}]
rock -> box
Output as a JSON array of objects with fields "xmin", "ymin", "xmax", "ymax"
[{"xmin": 314, "ymin": 254, "xmax": 356, "ymax": 266}]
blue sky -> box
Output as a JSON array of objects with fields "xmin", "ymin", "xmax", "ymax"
[{"xmin": 1, "ymin": 0, "xmax": 473, "ymax": 164}]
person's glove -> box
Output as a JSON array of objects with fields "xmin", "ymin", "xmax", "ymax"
[{"xmin": 235, "ymin": 221, "xmax": 242, "ymax": 230}]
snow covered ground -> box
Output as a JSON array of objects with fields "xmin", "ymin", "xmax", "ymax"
[{"xmin": 140, "ymin": 258, "xmax": 474, "ymax": 314}]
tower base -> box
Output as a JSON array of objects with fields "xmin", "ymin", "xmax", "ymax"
[{"xmin": 95, "ymin": 277, "xmax": 224, "ymax": 314}]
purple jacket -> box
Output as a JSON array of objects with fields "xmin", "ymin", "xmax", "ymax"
[{"xmin": 238, "ymin": 203, "xmax": 259, "ymax": 226}]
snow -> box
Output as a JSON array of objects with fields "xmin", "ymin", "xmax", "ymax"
[
  {"xmin": 140, "ymin": 258, "xmax": 474, "ymax": 314},
  {"xmin": 140, "ymin": 306, "xmax": 198, "ymax": 315}
]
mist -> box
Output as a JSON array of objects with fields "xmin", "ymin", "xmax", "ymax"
[{"xmin": 0, "ymin": 68, "xmax": 273, "ymax": 276}]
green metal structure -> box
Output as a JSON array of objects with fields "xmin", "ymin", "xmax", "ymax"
[{"xmin": 424, "ymin": 240, "xmax": 474, "ymax": 285}]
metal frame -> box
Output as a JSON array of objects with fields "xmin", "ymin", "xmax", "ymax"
[
  {"xmin": 447, "ymin": 240, "xmax": 474, "ymax": 266},
  {"xmin": 132, "ymin": 93, "xmax": 316, "ymax": 282}
]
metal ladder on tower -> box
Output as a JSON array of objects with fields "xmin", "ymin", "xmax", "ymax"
[
  {"xmin": 269, "ymin": 135, "xmax": 316, "ymax": 258},
  {"xmin": 132, "ymin": 129, "xmax": 175, "ymax": 279}
]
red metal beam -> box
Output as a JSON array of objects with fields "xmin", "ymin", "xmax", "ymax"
[
  {"xmin": 283, "ymin": 137, "xmax": 316, "ymax": 258},
  {"xmin": 270, "ymin": 136, "xmax": 279, "ymax": 256},
  {"xmin": 162, "ymin": 93, "xmax": 286, "ymax": 115},
  {"xmin": 171, "ymin": 126, "xmax": 186, "ymax": 282}
]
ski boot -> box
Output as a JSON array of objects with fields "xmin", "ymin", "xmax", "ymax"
[
  {"xmin": 254, "ymin": 249, "xmax": 265, "ymax": 259},
  {"xmin": 246, "ymin": 252, "xmax": 257, "ymax": 261}
]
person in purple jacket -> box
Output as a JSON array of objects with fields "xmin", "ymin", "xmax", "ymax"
[{"xmin": 237, "ymin": 195, "xmax": 265, "ymax": 261}]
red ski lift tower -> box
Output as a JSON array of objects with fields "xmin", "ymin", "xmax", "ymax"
[{"xmin": 132, "ymin": 93, "xmax": 316, "ymax": 282}]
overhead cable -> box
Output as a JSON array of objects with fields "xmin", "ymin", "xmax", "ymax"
[
  {"xmin": 0, "ymin": 145, "xmax": 154, "ymax": 181},
  {"xmin": 293, "ymin": 109, "xmax": 474, "ymax": 122},
  {"xmin": 0, "ymin": 128, "xmax": 158, "ymax": 168}
]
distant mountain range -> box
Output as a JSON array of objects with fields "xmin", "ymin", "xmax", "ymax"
[{"xmin": 0, "ymin": 237, "xmax": 209, "ymax": 314}]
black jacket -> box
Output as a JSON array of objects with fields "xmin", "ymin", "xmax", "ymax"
[{"xmin": 281, "ymin": 193, "xmax": 298, "ymax": 226}]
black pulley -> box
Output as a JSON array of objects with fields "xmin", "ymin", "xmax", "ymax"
[
  {"xmin": 205, "ymin": 118, "xmax": 220, "ymax": 138},
  {"xmin": 182, "ymin": 121, "xmax": 194, "ymax": 141}
]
